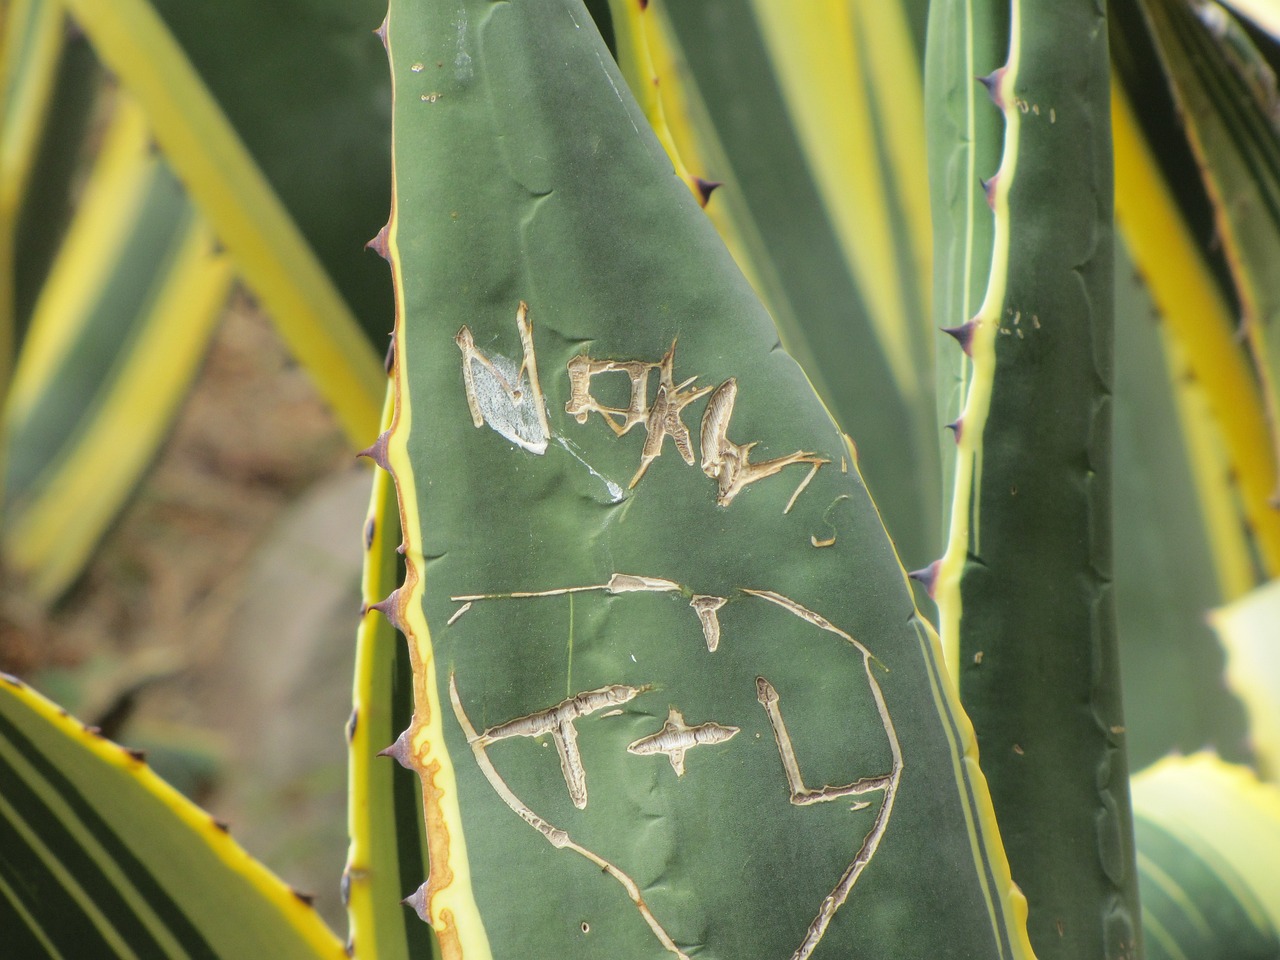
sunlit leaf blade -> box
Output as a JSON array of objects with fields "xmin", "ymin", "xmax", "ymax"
[
  {"xmin": 1110, "ymin": 75, "xmax": 1280, "ymax": 574},
  {"xmin": 0, "ymin": 673, "xmax": 345, "ymax": 959},
  {"xmin": 1211, "ymin": 578, "xmax": 1280, "ymax": 776},
  {"xmin": 1113, "ymin": 236, "xmax": 1252, "ymax": 769},
  {"xmin": 378, "ymin": 1, "xmax": 1032, "ymax": 957},
  {"xmin": 1129, "ymin": 0, "xmax": 1280, "ymax": 510},
  {"xmin": 1, "ymin": 93, "xmax": 231, "ymax": 602},
  {"xmin": 0, "ymin": 0, "xmax": 64, "ymax": 390},
  {"xmin": 145, "ymin": 0, "xmax": 395, "ymax": 353},
  {"xmin": 9, "ymin": 12, "xmax": 99, "ymax": 348},
  {"xmin": 924, "ymin": 0, "xmax": 1006, "ymax": 571},
  {"xmin": 60, "ymin": 0, "xmax": 384, "ymax": 448},
  {"xmin": 928, "ymin": 3, "xmax": 1143, "ymax": 958},
  {"xmin": 346, "ymin": 389, "xmax": 438, "ymax": 960},
  {"xmin": 631, "ymin": 0, "xmax": 941, "ymax": 568},
  {"xmin": 1133, "ymin": 754, "xmax": 1280, "ymax": 960}
]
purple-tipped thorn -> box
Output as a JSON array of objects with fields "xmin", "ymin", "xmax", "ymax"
[
  {"xmin": 374, "ymin": 17, "xmax": 388, "ymax": 49},
  {"xmin": 367, "ymin": 588, "xmax": 405, "ymax": 632},
  {"xmin": 694, "ymin": 177, "xmax": 723, "ymax": 207},
  {"xmin": 977, "ymin": 67, "xmax": 1007, "ymax": 109},
  {"xmin": 941, "ymin": 321, "xmax": 977, "ymax": 356},
  {"xmin": 980, "ymin": 175, "xmax": 998, "ymax": 210},
  {"xmin": 377, "ymin": 728, "xmax": 416, "ymax": 769},
  {"xmin": 944, "ymin": 418, "xmax": 964, "ymax": 443},
  {"xmin": 292, "ymin": 889, "xmax": 316, "ymax": 907},
  {"xmin": 357, "ymin": 431, "xmax": 392, "ymax": 470},
  {"xmin": 907, "ymin": 560, "xmax": 942, "ymax": 598},
  {"xmin": 402, "ymin": 881, "xmax": 431, "ymax": 922},
  {"xmin": 365, "ymin": 223, "xmax": 391, "ymax": 261}
]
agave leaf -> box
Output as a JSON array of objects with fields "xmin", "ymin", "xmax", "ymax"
[
  {"xmin": 1121, "ymin": 0, "xmax": 1280, "ymax": 528},
  {"xmin": 607, "ymin": 0, "xmax": 942, "ymax": 569},
  {"xmin": 1133, "ymin": 754, "xmax": 1280, "ymax": 959},
  {"xmin": 60, "ymin": 0, "xmax": 385, "ymax": 447},
  {"xmin": 376, "ymin": 1, "xmax": 1031, "ymax": 957},
  {"xmin": 0, "ymin": 0, "xmax": 64, "ymax": 385},
  {"xmin": 144, "ymin": 0, "xmax": 395, "ymax": 352},
  {"xmin": 8, "ymin": 7, "xmax": 99, "ymax": 347},
  {"xmin": 2, "ymin": 92, "xmax": 232, "ymax": 602},
  {"xmin": 0, "ymin": 673, "xmax": 344, "ymax": 959},
  {"xmin": 926, "ymin": 3, "xmax": 1143, "ymax": 957},
  {"xmin": 1113, "ymin": 235, "xmax": 1252, "ymax": 768},
  {"xmin": 346, "ymin": 388, "xmax": 438, "ymax": 960},
  {"xmin": 1211, "ymin": 578, "xmax": 1280, "ymax": 776}
]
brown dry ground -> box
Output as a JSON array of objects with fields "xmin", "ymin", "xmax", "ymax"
[{"xmin": 0, "ymin": 291, "xmax": 370, "ymax": 930}]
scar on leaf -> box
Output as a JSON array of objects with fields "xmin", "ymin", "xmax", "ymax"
[
  {"xmin": 451, "ymin": 573, "xmax": 727, "ymax": 653},
  {"xmin": 700, "ymin": 379, "xmax": 827, "ymax": 508},
  {"xmin": 450, "ymin": 674, "xmax": 691, "ymax": 959},
  {"xmin": 448, "ymin": 581, "xmax": 902, "ymax": 960},
  {"xmin": 567, "ymin": 340, "xmax": 827, "ymax": 507},
  {"xmin": 467, "ymin": 684, "xmax": 642, "ymax": 810},
  {"xmin": 627, "ymin": 707, "xmax": 739, "ymax": 776},
  {"xmin": 456, "ymin": 301, "xmax": 551, "ymax": 454}
]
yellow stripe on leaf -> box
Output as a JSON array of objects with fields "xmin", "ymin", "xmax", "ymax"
[
  {"xmin": 4, "ymin": 214, "xmax": 232, "ymax": 601},
  {"xmin": 748, "ymin": 0, "xmax": 931, "ymax": 405},
  {"xmin": 1113, "ymin": 83, "xmax": 1280, "ymax": 575},
  {"xmin": 62, "ymin": 0, "xmax": 383, "ymax": 447}
]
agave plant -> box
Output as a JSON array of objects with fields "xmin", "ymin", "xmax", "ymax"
[{"xmin": 2, "ymin": 0, "xmax": 1279, "ymax": 958}]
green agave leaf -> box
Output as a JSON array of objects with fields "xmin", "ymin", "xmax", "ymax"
[
  {"xmin": 622, "ymin": 0, "xmax": 942, "ymax": 569},
  {"xmin": 144, "ymin": 0, "xmax": 394, "ymax": 352},
  {"xmin": 374, "ymin": 1, "xmax": 1031, "ymax": 957},
  {"xmin": 1113, "ymin": 235, "xmax": 1251, "ymax": 769},
  {"xmin": 1211, "ymin": 577, "xmax": 1280, "ymax": 776},
  {"xmin": 61, "ymin": 0, "xmax": 385, "ymax": 447},
  {"xmin": 2, "ymin": 92, "xmax": 231, "ymax": 602},
  {"xmin": 8, "ymin": 7, "xmax": 99, "ymax": 348},
  {"xmin": 1111, "ymin": 7, "xmax": 1280, "ymax": 576},
  {"xmin": 1126, "ymin": 0, "xmax": 1280, "ymax": 533},
  {"xmin": 346, "ymin": 388, "xmax": 438, "ymax": 960},
  {"xmin": 926, "ymin": 3, "xmax": 1142, "ymax": 958},
  {"xmin": 1, "ymin": 0, "xmax": 64, "ymax": 385},
  {"xmin": 0, "ymin": 673, "xmax": 344, "ymax": 959},
  {"xmin": 1133, "ymin": 754, "xmax": 1280, "ymax": 960}
]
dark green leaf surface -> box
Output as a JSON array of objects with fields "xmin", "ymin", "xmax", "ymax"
[
  {"xmin": 653, "ymin": 0, "xmax": 942, "ymax": 569},
  {"xmin": 1113, "ymin": 238, "xmax": 1250, "ymax": 769},
  {"xmin": 379, "ymin": 2, "xmax": 1032, "ymax": 958},
  {"xmin": 148, "ymin": 0, "xmax": 394, "ymax": 346},
  {"xmin": 928, "ymin": 2, "xmax": 1143, "ymax": 959},
  {"xmin": 0, "ymin": 674, "xmax": 343, "ymax": 960}
]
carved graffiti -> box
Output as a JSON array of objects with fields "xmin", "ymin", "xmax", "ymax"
[{"xmin": 446, "ymin": 575, "xmax": 901, "ymax": 960}]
